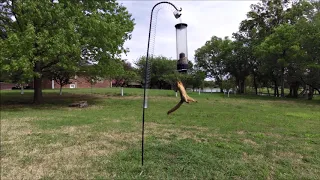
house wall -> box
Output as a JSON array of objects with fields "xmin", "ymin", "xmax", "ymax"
[
  {"xmin": 42, "ymin": 76, "xmax": 112, "ymax": 89},
  {"xmin": 0, "ymin": 82, "xmax": 16, "ymax": 90}
]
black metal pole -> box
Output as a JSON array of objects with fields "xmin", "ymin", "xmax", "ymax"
[{"xmin": 141, "ymin": 1, "xmax": 182, "ymax": 167}]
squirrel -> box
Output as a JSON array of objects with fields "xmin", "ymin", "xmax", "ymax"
[{"xmin": 167, "ymin": 81, "xmax": 197, "ymax": 115}]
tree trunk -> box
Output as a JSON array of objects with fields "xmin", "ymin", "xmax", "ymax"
[
  {"xmin": 33, "ymin": 61, "xmax": 43, "ymax": 104},
  {"xmin": 237, "ymin": 79, "xmax": 240, "ymax": 94},
  {"xmin": 33, "ymin": 76, "xmax": 43, "ymax": 104},
  {"xmin": 267, "ymin": 87, "xmax": 270, "ymax": 96},
  {"xmin": 239, "ymin": 81, "xmax": 245, "ymax": 94},
  {"xmin": 253, "ymin": 75, "xmax": 258, "ymax": 95},
  {"xmin": 274, "ymin": 82, "xmax": 279, "ymax": 97},
  {"xmin": 281, "ymin": 68, "xmax": 285, "ymax": 98},
  {"xmin": 236, "ymin": 79, "xmax": 245, "ymax": 94},
  {"xmin": 59, "ymin": 86, "xmax": 63, "ymax": 95},
  {"xmin": 307, "ymin": 87, "xmax": 314, "ymax": 100},
  {"xmin": 294, "ymin": 86, "xmax": 298, "ymax": 97},
  {"xmin": 288, "ymin": 82, "xmax": 298, "ymax": 98}
]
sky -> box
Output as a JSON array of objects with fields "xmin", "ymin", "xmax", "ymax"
[{"xmin": 118, "ymin": 0, "xmax": 259, "ymax": 67}]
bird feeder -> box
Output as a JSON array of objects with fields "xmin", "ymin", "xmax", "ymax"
[{"xmin": 175, "ymin": 23, "xmax": 188, "ymax": 73}]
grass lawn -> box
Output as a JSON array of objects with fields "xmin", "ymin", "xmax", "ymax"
[{"xmin": 1, "ymin": 87, "xmax": 320, "ymax": 179}]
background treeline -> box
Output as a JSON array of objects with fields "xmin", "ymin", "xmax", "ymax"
[
  {"xmin": 1, "ymin": 0, "xmax": 319, "ymax": 103},
  {"xmin": 194, "ymin": 0, "xmax": 320, "ymax": 100}
]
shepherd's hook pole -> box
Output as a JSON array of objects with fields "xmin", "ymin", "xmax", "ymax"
[{"xmin": 141, "ymin": 1, "xmax": 182, "ymax": 167}]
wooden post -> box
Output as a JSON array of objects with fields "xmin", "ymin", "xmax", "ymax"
[{"xmin": 21, "ymin": 85, "xmax": 24, "ymax": 95}]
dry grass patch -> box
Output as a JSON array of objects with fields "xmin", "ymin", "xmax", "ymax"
[
  {"xmin": 237, "ymin": 130, "xmax": 246, "ymax": 135},
  {"xmin": 1, "ymin": 117, "xmax": 36, "ymax": 141},
  {"xmin": 241, "ymin": 152, "xmax": 265, "ymax": 162},
  {"xmin": 263, "ymin": 132, "xmax": 282, "ymax": 138},
  {"xmin": 273, "ymin": 151, "xmax": 304, "ymax": 162},
  {"xmin": 145, "ymin": 122, "xmax": 213, "ymax": 143},
  {"xmin": 243, "ymin": 138, "xmax": 258, "ymax": 146},
  {"xmin": 1, "ymin": 119, "xmax": 140, "ymax": 180}
]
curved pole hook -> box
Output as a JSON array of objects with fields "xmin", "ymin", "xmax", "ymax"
[{"xmin": 141, "ymin": 1, "xmax": 182, "ymax": 167}]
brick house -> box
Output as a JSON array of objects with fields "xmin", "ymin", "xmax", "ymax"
[
  {"xmin": 41, "ymin": 75, "xmax": 112, "ymax": 89},
  {"xmin": 1, "ymin": 76, "xmax": 139, "ymax": 90},
  {"xmin": 0, "ymin": 82, "xmax": 16, "ymax": 90}
]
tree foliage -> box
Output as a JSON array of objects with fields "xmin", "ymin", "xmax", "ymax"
[
  {"xmin": 0, "ymin": 0, "xmax": 135, "ymax": 103},
  {"xmin": 112, "ymin": 60, "xmax": 139, "ymax": 87},
  {"xmin": 49, "ymin": 66, "xmax": 74, "ymax": 95},
  {"xmin": 194, "ymin": 0, "xmax": 320, "ymax": 100},
  {"xmin": 135, "ymin": 55, "xmax": 176, "ymax": 89},
  {"xmin": 135, "ymin": 55, "xmax": 206, "ymax": 90}
]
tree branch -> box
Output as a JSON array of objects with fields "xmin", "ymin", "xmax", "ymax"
[
  {"xmin": 41, "ymin": 55, "xmax": 60, "ymax": 70},
  {"xmin": 300, "ymin": 76, "xmax": 320, "ymax": 94},
  {"xmin": 11, "ymin": 0, "xmax": 23, "ymax": 31}
]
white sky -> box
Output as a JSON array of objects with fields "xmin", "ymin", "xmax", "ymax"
[{"xmin": 118, "ymin": 0, "xmax": 259, "ymax": 66}]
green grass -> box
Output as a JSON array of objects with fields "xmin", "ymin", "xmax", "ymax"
[{"xmin": 1, "ymin": 87, "xmax": 320, "ymax": 179}]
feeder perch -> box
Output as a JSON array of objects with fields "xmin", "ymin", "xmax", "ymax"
[{"xmin": 175, "ymin": 23, "xmax": 188, "ymax": 73}]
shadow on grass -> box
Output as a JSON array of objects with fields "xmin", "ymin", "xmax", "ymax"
[{"xmin": 0, "ymin": 91, "xmax": 106, "ymax": 111}]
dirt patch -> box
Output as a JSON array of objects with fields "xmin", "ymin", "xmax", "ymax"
[
  {"xmin": 237, "ymin": 131, "xmax": 246, "ymax": 135},
  {"xmin": 106, "ymin": 96, "xmax": 142, "ymax": 100},
  {"xmin": 267, "ymin": 164, "xmax": 276, "ymax": 180},
  {"xmin": 178, "ymin": 124, "xmax": 210, "ymax": 132},
  {"xmin": 263, "ymin": 132, "xmax": 282, "ymax": 138},
  {"xmin": 242, "ymin": 152, "xmax": 249, "ymax": 161},
  {"xmin": 243, "ymin": 139, "xmax": 258, "ymax": 146},
  {"xmin": 105, "ymin": 95, "xmax": 176, "ymax": 101},
  {"xmin": 274, "ymin": 151, "xmax": 304, "ymax": 160},
  {"xmin": 145, "ymin": 122, "xmax": 212, "ymax": 143},
  {"xmin": 98, "ymin": 131, "xmax": 140, "ymax": 142}
]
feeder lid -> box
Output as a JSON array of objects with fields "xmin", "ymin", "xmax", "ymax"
[
  {"xmin": 179, "ymin": 53, "xmax": 186, "ymax": 59},
  {"xmin": 175, "ymin": 23, "xmax": 188, "ymax": 29}
]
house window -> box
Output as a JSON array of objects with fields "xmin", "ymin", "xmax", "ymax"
[{"xmin": 70, "ymin": 84, "xmax": 76, "ymax": 88}]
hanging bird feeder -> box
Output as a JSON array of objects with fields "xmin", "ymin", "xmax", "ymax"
[
  {"xmin": 175, "ymin": 23, "xmax": 188, "ymax": 73},
  {"xmin": 167, "ymin": 22, "xmax": 196, "ymax": 115}
]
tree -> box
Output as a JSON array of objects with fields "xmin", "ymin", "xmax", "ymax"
[
  {"xmin": 221, "ymin": 77, "xmax": 236, "ymax": 97},
  {"xmin": 113, "ymin": 60, "xmax": 139, "ymax": 87},
  {"xmin": 204, "ymin": 80, "xmax": 216, "ymax": 93},
  {"xmin": 1, "ymin": 69, "xmax": 33, "ymax": 94},
  {"xmin": 295, "ymin": 8, "xmax": 320, "ymax": 99},
  {"xmin": 234, "ymin": 0, "xmax": 313, "ymax": 97},
  {"xmin": 49, "ymin": 66, "xmax": 74, "ymax": 95},
  {"xmin": 225, "ymin": 38, "xmax": 251, "ymax": 94},
  {"xmin": 0, "ymin": 0, "xmax": 135, "ymax": 103},
  {"xmin": 255, "ymin": 23, "xmax": 302, "ymax": 97},
  {"xmin": 185, "ymin": 64, "xmax": 206, "ymax": 91},
  {"xmin": 135, "ymin": 55, "xmax": 176, "ymax": 89},
  {"xmin": 194, "ymin": 36, "xmax": 232, "ymax": 92}
]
